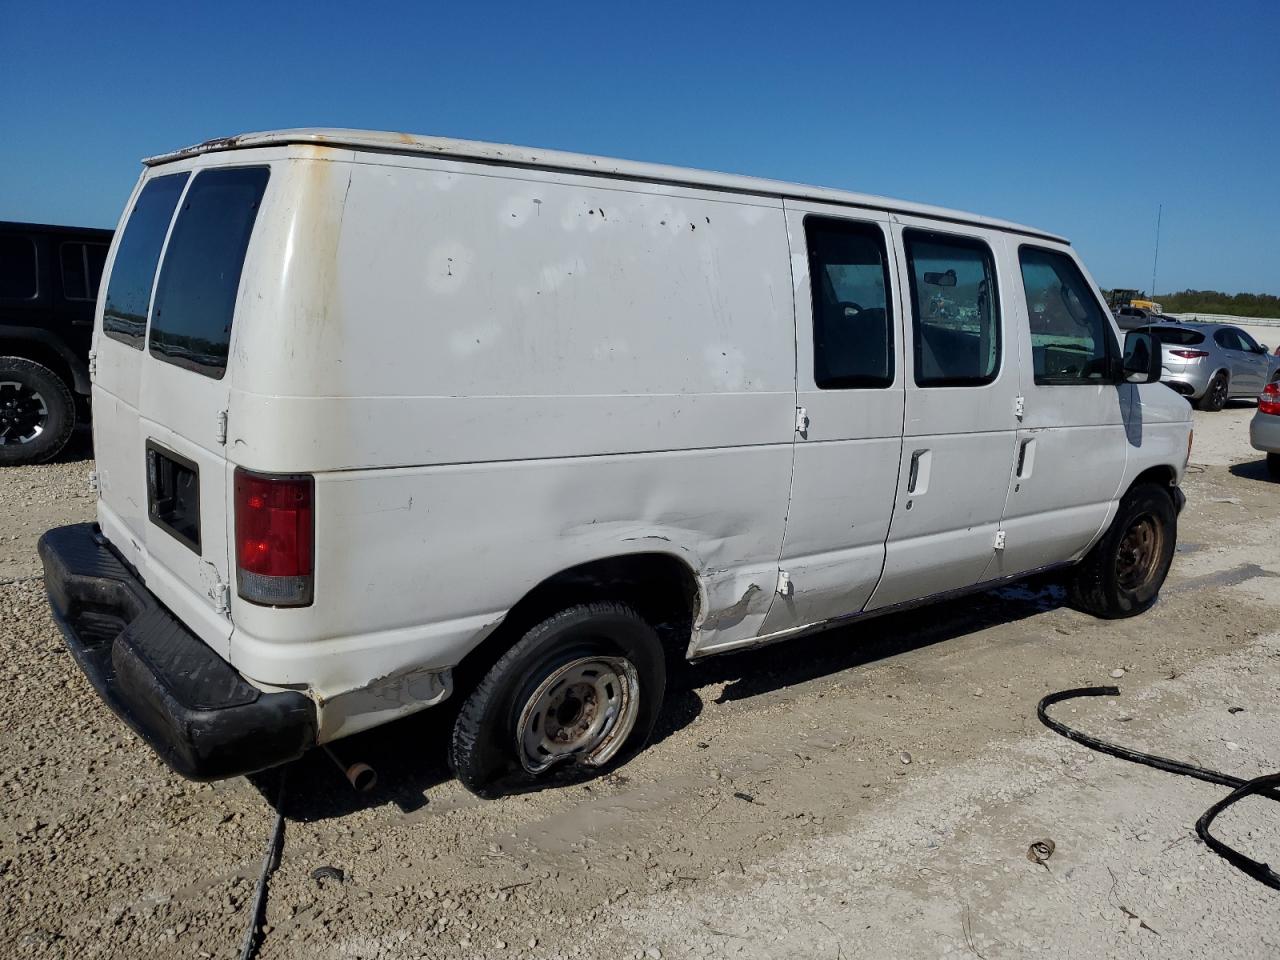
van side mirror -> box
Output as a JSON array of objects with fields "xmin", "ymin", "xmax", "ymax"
[{"xmin": 1122, "ymin": 331, "xmax": 1161, "ymax": 383}]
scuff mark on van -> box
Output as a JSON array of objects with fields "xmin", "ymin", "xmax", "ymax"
[{"xmin": 700, "ymin": 583, "xmax": 762, "ymax": 630}]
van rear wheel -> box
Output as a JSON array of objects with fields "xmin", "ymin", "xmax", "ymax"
[
  {"xmin": 449, "ymin": 601, "xmax": 665, "ymax": 798},
  {"xmin": 0, "ymin": 357, "xmax": 76, "ymax": 466},
  {"xmin": 1067, "ymin": 483, "xmax": 1176, "ymax": 619}
]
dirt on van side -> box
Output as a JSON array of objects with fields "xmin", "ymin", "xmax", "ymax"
[{"xmin": 2, "ymin": 404, "xmax": 1279, "ymax": 960}]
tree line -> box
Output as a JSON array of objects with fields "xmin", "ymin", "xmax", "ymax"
[{"xmin": 1103, "ymin": 289, "xmax": 1280, "ymax": 318}]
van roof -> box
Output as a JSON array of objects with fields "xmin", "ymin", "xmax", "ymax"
[{"xmin": 145, "ymin": 128, "xmax": 1068, "ymax": 244}]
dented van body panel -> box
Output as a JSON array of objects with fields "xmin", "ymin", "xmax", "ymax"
[{"xmin": 50, "ymin": 129, "xmax": 1189, "ymax": 763}]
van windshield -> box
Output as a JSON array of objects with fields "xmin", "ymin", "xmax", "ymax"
[
  {"xmin": 149, "ymin": 167, "xmax": 269, "ymax": 379},
  {"xmin": 102, "ymin": 173, "xmax": 189, "ymax": 347}
]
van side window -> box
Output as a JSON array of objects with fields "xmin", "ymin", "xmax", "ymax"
[
  {"xmin": 60, "ymin": 242, "xmax": 110, "ymax": 301},
  {"xmin": 1018, "ymin": 247, "xmax": 1116, "ymax": 384},
  {"xmin": 0, "ymin": 236, "xmax": 38, "ymax": 300},
  {"xmin": 149, "ymin": 167, "xmax": 270, "ymax": 379},
  {"xmin": 903, "ymin": 230, "xmax": 1000, "ymax": 386},
  {"xmin": 805, "ymin": 217, "xmax": 893, "ymax": 389},
  {"xmin": 103, "ymin": 173, "xmax": 190, "ymax": 348}
]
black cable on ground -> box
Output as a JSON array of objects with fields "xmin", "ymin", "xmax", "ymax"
[
  {"xmin": 239, "ymin": 770, "xmax": 288, "ymax": 960},
  {"xmin": 1195, "ymin": 773, "xmax": 1280, "ymax": 889},
  {"xmin": 1038, "ymin": 686, "xmax": 1279, "ymax": 891}
]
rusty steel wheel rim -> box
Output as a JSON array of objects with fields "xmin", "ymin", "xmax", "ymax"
[
  {"xmin": 1115, "ymin": 514, "xmax": 1164, "ymax": 592},
  {"xmin": 516, "ymin": 655, "xmax": 640, "ymax": 775}
]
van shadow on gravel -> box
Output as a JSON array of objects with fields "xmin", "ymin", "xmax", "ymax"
[{"xmin": 254, "ymin": 576, "xmax": 1066, "ymax": 822}]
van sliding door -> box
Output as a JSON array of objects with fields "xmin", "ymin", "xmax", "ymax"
[
  {"xmin": 866, "ymin": 222, "xmax": 1019, "ymax": 610},
  {"xmin": 758, "ymin": 203, "xmax": 906, "ymax": 636}
]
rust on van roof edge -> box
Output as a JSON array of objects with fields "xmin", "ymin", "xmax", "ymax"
[{"xmin": 143, "ymin": 129, "xmax": 1069, "ymax": 244}]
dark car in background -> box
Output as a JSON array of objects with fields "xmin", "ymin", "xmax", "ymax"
[
  {"xmin": 1115, "ymin": 306, "xmax": 1182, "ymax": 331},
  {"xmin": 1, "ymin": 221, "xmax": 112, "ymax": 464}
]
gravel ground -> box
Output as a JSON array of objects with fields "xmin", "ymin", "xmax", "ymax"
[{"xmin": 1, "ymin": 406, "xmax": 1278, "ymax": 960}]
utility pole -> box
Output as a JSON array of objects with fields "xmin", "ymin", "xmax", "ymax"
[{"xmin": 1151, "ymin": 204, "xmax": 1162, "ymax": 300}]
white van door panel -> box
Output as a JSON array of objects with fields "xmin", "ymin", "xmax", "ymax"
[
  {"xmin": 93, "ymin": 161, "xmax": 276, "ymax": 659},
  {"xmin": 990, "ymin": 241, "xmax": 1129, "ymax": 578},
  {"xmin": 867, "ymin": 220, "xmax": 1019, "ymax": 610},
  {"xmin": 757, "ymin": 204, "xmax": 904, "ymax": 637}
]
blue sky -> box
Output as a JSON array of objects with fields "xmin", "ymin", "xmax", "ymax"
[{"xmin": 3, "ymin": 0, "xmax": 1277, "ymax": 294}]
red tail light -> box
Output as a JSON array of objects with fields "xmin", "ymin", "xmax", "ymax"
[
  {"xmin": 1260, "ymin": 382, "xmax": 1280, "ymax": 417},
  {"xmin": 1169, "ymin": 349, "xmax": 1209, "ymax": 359},
  {"xmin": 234, "ymin": 469, "xmax": 314, "ymax": 607}
]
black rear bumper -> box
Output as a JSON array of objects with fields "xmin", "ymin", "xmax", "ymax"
[{"xmin": 37, "ymin": 523, "xmax": 317, "ymax": 780}]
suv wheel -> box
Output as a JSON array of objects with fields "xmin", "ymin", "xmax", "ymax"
[
  {"xmin": 1268, "ymin": 453, "xmax": 1280, "ymax": 481},
  {"xmin": 1196, "ymin": 373, "xmax": 1228, "ymax": 412},
  {"xmin": 0, "ymin": 357, "xmax": 76, "ymax": 466},
  {"xmin": 1067, "ymin": 483, "xmax": 1177, "ymax": 619},
  {"xmin": 449, "ymin": 601, "xmax": 666, "ymax": 798}
]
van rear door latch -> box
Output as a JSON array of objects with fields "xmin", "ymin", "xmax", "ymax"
[
  {"xmin": 215, "ymin": 410, "xmax": 228, "ymax": 445},
  {"xmin": 213, "ymin": 580, "xmax": 231, "ymax": 615},
  {"xmin": 795, "ymin": 406, "xmax": 809, "ymax": 436}
]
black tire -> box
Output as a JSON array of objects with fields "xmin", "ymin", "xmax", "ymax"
[
  {"xmin": 449, "ymin": 601, "xmax": 666, "ymax": 798},
  {"xmin": 1196, "ymin": 372, "xmax": 1228, "ymax": 412},
  {"xmin": 0, "ymin": 357, "xmax": 76, "ymax": 466},
  {"xmin": 1067, "ymin": 483, "xmax": 1177, "ymax": 619},
  {"xmin": 1268, "ymin": 453, "xmax": 1280, "ymax": 481}
]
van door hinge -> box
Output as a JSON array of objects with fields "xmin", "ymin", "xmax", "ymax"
[
  {"xmin": 776, "ymin": 570, "xmax": 794, "ymax": 597},
  {"xmin": 213, "ymin": 581, "xmax": 231, "ymax": 616},
  {"xmin": 88, "ymin": 351, "xmax": 97, "ymax": 378},
  {"xmin": 994, "ymin": 529, "xmax": 1007, "ymax": 551},
  {"xmin": 795, "ymin": 406, "xmax": 809, "ymax": 436},
  {"xmin": 215, "ymin": 410, "xmax": 228, "ymax": 445},
  {"xmin": 1014, "ymin": 395, "xmax": 1025, "ymax": 420},
  {"xmin": 87, "ymin": 470, "xmax": 99, "ymax": 494}
]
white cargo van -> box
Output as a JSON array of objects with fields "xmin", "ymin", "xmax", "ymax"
[{"xmin": 40, "ymin": 130, "xmax": 1191, "ymax": 796}]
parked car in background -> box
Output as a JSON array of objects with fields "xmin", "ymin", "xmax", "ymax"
[
  {"xmin": 1115, "ymin": 306, "xmax": 1156, "ymax": 330},
  {"xmin": 1138, "ymin": 321, "xmax": 1280, "ymax": 411},
  {"xmin": 40, "ymin": 129, "xmax": 1189, "ymax": 797},
  {"xmin": 1, "ymin": 221, "xmax": 112, "ymax": 464},
  {"xmin": 1252, "ymin": 381, "xmax": 1280, "ymax": 479},
  {"xmin": 1115, "ymin": 306, "xmax": 1185, "ymax": 331}
]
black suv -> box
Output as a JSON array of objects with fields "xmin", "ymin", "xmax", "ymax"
[{"xmin": 1, "ymin": 221, "xmax": 112, "ymax": 464}]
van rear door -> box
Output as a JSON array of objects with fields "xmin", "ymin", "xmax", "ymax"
[{"xmin": 94, "ymin": 164, "xmax": 270, "ymax": 657}]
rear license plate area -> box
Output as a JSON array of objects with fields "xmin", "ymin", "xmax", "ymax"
[{"xmin": 146, "ymin": 441, "xmax": 201, "ymax": 553}]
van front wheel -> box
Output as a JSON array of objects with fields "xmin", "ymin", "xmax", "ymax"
[
  {"xmin": 1067, "ymin": 483, "xmax": 1176, "ymax": 619},
  {"xmin": 449, "ymin": 601, "xmax": 666, "ymax": 798}
]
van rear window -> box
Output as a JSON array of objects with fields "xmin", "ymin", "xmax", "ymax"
[
  {"xmin": 149, "ymin": 167, "xmax": 269, "ymax": 379},
  {"xmin": 103, "ymin": 173, "xmax": 189, "ymax": 347}
]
